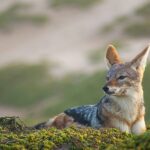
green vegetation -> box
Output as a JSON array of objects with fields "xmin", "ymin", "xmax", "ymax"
[
  {"xmin": 0, "ymin": 117, "xmax": 133, "ymax": 150},
  {"xmin": 0, "ymin": 117, "xmax": 27, "ymax": 132},
  {"xmin": 143, "ymin": 65, "xmax": 150, "ymax": 123},
  {"xmin": 0, "ymin": 63, "xmax": 54, "ymax": 106},
  {"xmin": 0, "ymin": 3, "xmax": 48, "ymax": 29},
  {"xmin": 0, "ymin": 127, "xmax": 133, "ymax": 150},
  {"xmin": 50, "ymin": 0, "xmax": 102, "ymax": 8},
  {"xmin": 1, "ymin": 117, "xmax": 150, "ymax": 150},
  {"xmin": 0, "ymin": 62, "xmax": 105, "ymax": 121}
]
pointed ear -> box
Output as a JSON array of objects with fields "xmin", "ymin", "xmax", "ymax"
[
  {"xmin": 106, "ymin": 45, "xmax": 122, "ymax": 68},
  {"xmin": 130, "ymin": 45, "xmax": 150, "ymax": 71}
]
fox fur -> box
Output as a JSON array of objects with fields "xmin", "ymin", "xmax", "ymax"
[{"xmin": 34, "ymin": 44, "xmax": 150, "ymax": 135}]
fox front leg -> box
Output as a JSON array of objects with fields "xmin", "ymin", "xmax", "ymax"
[
  {"xmin": 131, "ymin": 117, "xmax": 146, "ymax": 135},
  {"xmin": 117, "ymin": 123, "xmax": 131, "ymax": 133}
]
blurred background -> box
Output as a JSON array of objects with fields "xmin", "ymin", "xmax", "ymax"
[{"xmin": 0, "ymin": 0, "xmax": 150, "ymax": 125}]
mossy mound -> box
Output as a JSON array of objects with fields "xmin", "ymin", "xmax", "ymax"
[{"xmin": 0, "ymin": 117, "xmax": 149, "ymax": 150}]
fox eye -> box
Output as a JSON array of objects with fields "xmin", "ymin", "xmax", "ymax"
[{"xmin": 118, "ymin": 75, "xmax": 127, "ymax": 80}]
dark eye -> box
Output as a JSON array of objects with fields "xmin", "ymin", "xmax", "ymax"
[{"xmin": 118, "ymin": 75, "xmax": 127, "ymax": 80}]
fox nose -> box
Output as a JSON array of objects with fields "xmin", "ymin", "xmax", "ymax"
[{"xmin": 103, "ymin": 86, "xmax": 109, "ymax": 93}]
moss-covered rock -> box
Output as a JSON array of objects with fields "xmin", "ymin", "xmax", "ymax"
[{"xmin": 0, "ymin": 117, "xmax": 149, "ymax": 150}]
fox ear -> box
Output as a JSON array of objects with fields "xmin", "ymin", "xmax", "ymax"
[
  {"xmin": 106, "ymin": 45, "xmax": 122, "ymax": 68},
  {"xmin": 130, "ymin": 45, "xmax": 150, "ymax": 71}
]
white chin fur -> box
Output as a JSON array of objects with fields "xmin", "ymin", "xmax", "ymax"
[
  {"xmin": 108, "ymin": 86, "xmax": 123, "ymax": 95},
  {"xmin": 108, "ymin": 86, "xmax": 136, "ymax": 97}
]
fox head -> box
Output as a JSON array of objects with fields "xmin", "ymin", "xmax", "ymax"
[{"xmin": 103, "ymin": 45, "xmax": 150, "ymax": 97}]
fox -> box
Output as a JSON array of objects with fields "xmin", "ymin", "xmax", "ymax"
[{"xmin": 34, "ymin": 44, "xmax": 150, "ymax": 135}]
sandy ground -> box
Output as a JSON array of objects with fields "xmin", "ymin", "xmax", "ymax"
[{"xmin": 0, "ymin": 0, "xmax": 149, "ymax": 117}]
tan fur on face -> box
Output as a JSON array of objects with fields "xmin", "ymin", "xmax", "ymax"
[
  {"xmin": 106, "ymin": 45, "xmax": 122, "ymax": 66},
  {"xmin": 107, "ymin": 79, "xmax": 118, "ymax": 86}
]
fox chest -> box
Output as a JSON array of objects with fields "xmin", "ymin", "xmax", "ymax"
[{"xmin": 101, "ymin": 98, "xmax": 143, "ymax": 127}]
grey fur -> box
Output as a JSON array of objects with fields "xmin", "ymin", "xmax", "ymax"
[
  {"xmin": 64, "ymin": 103, "xmax": 102, "ymax": 128},
  {"xmin": 64, "ymin": 96, "xmax": 112, "ymax": 128}
]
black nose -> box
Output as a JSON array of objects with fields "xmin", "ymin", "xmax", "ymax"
[{"xmin": 103, "ymin": 86, "xmax": 109, "ymax": 92}]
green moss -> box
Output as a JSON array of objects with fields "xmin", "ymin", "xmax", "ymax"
[
  {"xmin": 1, "ymin": 117, "xmax": 150, "ymax": 149},
  {"xmin": 0, "ymin": 125, "xmax": 133, "ymax": 150}
]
